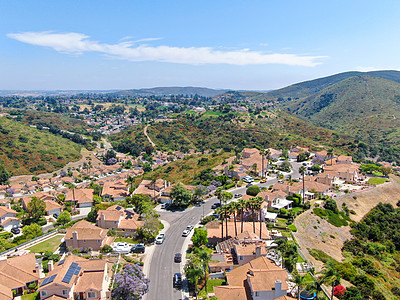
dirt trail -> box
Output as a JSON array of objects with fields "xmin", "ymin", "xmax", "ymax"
[
  {"xmin": 294, "ymin": 176, "xmax": 400, "ymax": 271},
  {"xmin": 144, "ymin": 124, "xmax": 156, "ymax": 147}
]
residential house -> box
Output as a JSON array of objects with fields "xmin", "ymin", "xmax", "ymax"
[
  {"xmin": 23, "ymin": 193, "xmax": 62, "ymax": 216},
  {"xmin": 0, "ymin": 206, "xmax": 21, "ymax": 232},
  {"xmin": 159, "ymin": 183, "xmax": 193, "ymax": 204},
  {"xmin": 234, "ymin": 243, "xmax": 268, "ymax": 266},
  {"xmin": 214, "ymin": 256, "xmax": 288, "ymax": 300},
  {"xmin": 37, "ymin": 255, "xmax": 108, "ymax": 300},
  {"xmin": 268, "ymin": 148, "xmax": 282, "ymax": 161},
  {"xmin": 65, "ymin": 220, "xmax": 112, "ymax": 251},
  {"xmin": 101, "ymin": 180, "xmax": 128, "ymax": 201},
  {"xmin": 133, "ymin": 179, "xmax": 166, "ymax": 201},
  {"xmin": 323, "ymin": 164, "xmax": 360, "ymax": 183},
  {"xmin": 96, "ymin": 205, "xmax": 143, "ymax": 237},
  {"xmin": 257, "ymin": 190, "xmax": 292, "ymax": 211},
  {"xmin": 0, "ymin": 253, "xmax": 40, "ymax": 298},
  {"xmin": 65, "ymin": 189, "xmax": 94, "ymax": 208}
]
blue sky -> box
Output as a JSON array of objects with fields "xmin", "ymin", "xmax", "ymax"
[{"xmin": 1, "ymin": 0, "xmax": 400, "ymax": 90}]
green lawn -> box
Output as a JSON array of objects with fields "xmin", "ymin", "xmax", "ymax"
[
  {"xmin": 27, "ymin": 235, "xmax": 64, "ymax": 253},
  {"xmin": 202, "ymin": 110, "xmax": 224, "ymax": 117},
  {"xmin": 368, "ymin": 177, "xmax": 389, "ymax": 185},
  {"xmin": 115, "ymin": 236, "xmax": 140, "ymax": 244},
  {"xmin": 372, "ymin": 171, "xmax": 384, "ymax": 177},
  {"xmin": 291, "ymin": 207, "xmax": 303, "ymax": 213},
  {"xmin": 200, "ymin": 279, "xmax": 226, "ymax": 293}
]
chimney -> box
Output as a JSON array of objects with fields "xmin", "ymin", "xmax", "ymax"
[
  {"xmin": 286, "ymin": 185, "xmax": 290, "ymax": 193},
  {"xmin": 72, "ymin": 231, "xmax": 78, "ymax": 240},
  {"xmin": 48, "ymin": 260, "xmax": 54, "ymax": 272},
  {"xmin": 34, "ymin": 263, "xmax": 40, "ymax": 274},
  {"xmin": 255, "ymin": 246, "xmax": 261, "ymax": 258},
  {"xmin": 275, "ymin": 280, "xmax": 282, "ymax": 292}
]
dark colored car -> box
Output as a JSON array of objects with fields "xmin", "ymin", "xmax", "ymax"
[
  {"xmin": 174, "ymin": 253, "xmax": 182, "ymax": 263},
  {"xmin": 131, "ymin": 243, "xmax": 145, "ymax": 253},
  {"xmin": 11, "ymin": 227, "xmax": 20, "ymax": 234},
  {"xmin": 53, "ymin": 213, "xmax": 59, "ymax": 219},
  {"xmin": 211, "ymin": 203, "xmax": 221, "ymax": 209},
  {"xmin": 173, "ymin": 273, "xmax": 182, "ymax": 288},
  {"xmin": 246, "ymin": 183, "xmax": 253, "ymax": 188}
]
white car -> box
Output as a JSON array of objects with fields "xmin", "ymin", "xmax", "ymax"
[
  {"xmin": 156, "ymin": 234, "xmax": 165, "ymax": 244},
  {"xmin": 112, "ymin": 242, "xmax": 131, "ymax": 254},
  {"xmin": 182, "ymin": 225, "xmax": 194, "ymax": 237}
]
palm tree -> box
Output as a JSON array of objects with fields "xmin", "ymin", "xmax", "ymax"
[
  {"xmin": 327, "ymin": 148, "xmax": 334, "ymax": 165},
  {"xmin": 214, "ymin": 206, "xmax": 224, "ymax": 240},
  {"xmin": 275, "ymin": 238, "xmax": 288, "ymax": 268},
  {"xmin": 125, "ymin": 175, "xmax": 135, "ymax": 196},
  {"xmin": 265, "ymin": 148, "xmax": 271, "ymax": 176},
  {"xmin": 299, "ymin": 166, "xmax": 307, "ymax": 204},
  {"xmin": 221, "ymin": 204, "xmax": 231, "ymax": 239},
  {"xmin": 238, "ymin": 198, "xmax": 246, "ymax": 233},
  {"xmin": 252, "ymin": 163, "xmax": 258, "ymax": 176},
  {"xmin": 66, "ymin": 182, "xmax": 76, "ymax": 213},
  {"xmin": 321, "ymin": 261, "xmax": 341, "ymax": 300},
  {"xmin": 290, "ymin": 273, "xmax": 308, "ymax": 300},
  {"xmin": 184, "ymin": 260, "xmax": 203, "ymax": 299},
  {"xmin": 253, "ymin": 196, "xmax": 264, "ymax": 239},
  {"xmin": 215, "ymin": 187, "xmax": 224, "ymax": 206},
  {"xmin": 259, "ymin": 148, "xmax": 266, "ymax": 179},
  {"xmin": 198, "ymin": 249, "xmax": 212, "ymax": 293},
  {"xmin": 248, "ymin": 197, "xmax": 257, "ymax": 233},
  {"xmin": 229, "ymin": 201, "xmax": 240, "ymax": 237}
]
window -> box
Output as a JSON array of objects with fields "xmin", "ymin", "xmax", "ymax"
[
  {"xmin": 88, "ymin": 292, "xmax": 96, "ymax": 298},
  {"xmin": 255, "ymin": 291, "xmax": 259, "ymax": 297},
  {"xmin": 41, "ymin": 291, "xmax": 47, "ymax": 297},
  {"xmin": 62, "ymin": 290, "xmax": 68, "ymax": 296},
  {"xmin": 97, "ymin": 240, "xmax": 101, "ymax": 243},
  {"xmin": 83, "ymin": 240, "xmax": 86, "ymax": 243},
  {"xmin": 239, "ymin": 256, "xmax": 243, "ymax": 260}
]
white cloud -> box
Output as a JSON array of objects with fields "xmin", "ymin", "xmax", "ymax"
[
  {"xmin": 354, "ymin": 66, "xmax": 380, "ymax": 72},
  {"xmin": 7, "ymin": 31, "xmax": 326, "ymax": 66}
]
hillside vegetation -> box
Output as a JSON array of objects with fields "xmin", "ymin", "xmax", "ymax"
[
  {"xmin": 145, "ymin": 111, "xmax": 356, "ymax": 153},
  {"xmin": 0, "ymin": 117, "xmax": 81, "ymax": 175}
]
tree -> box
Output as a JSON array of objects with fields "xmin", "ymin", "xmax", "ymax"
[
  {"xmin": 170, "ymin": 184, "xmax": 192, "ymax": 207},
  {"xmin": 321, "ymin": 261, "xmax": 342, "ymax": 300},
  {"xmin": 220, "ymin": 191, "xmax": 233, "ymax": 205},
  {"xmin": 192, "ymin": 185, "xmax": 209, "ymax": 203},
  {"xmin": 259, "ymin": 148, "xmax": 266, "ymax": 179},
  {"xmin": 238, "ymin": 198, "xmax": 247, "ymax": 233},
  {"xmin": 184, "ymin": 259, "xmax": 203, "ymax": 299},
  {"xmin": 112, "ymin": 263, "xmax": 150, "ymax": 300},
  {"xmin": 131, "ymin": 194, "xmax": 152, "ymax": 216},
  {"xmin": 290, "ymin": 273, "xmax": 308, "ymax": 300},
  {"xmin": 0, "ymin": 165, "xmax": 10, "ymax": 185},
  {"xmin": 214, "ymin": 186, "xmax": 224, "ymax": 205},
  {"xmin": 246, "ymin": 185, "xmax": 261, "ymax": 196},
  {"xmin": 229, "ymin": 201, "xmax": 240, "ymax": 237},
  {"xmin": 221, "ymin": 204, "xmax": 230, "ymax": 239},
  {"xmin": 136, "ymin": 216, "xmax": 160, "ymax": 242},
  {"xmin": 22, "ymin": 223, "xmax": 42, "ymax": 239},
  {"xmin": 126, "ymin": 175, "xmax": 136, "ymax": 195},
  {"xmin": 142, "ymin": 162, "xmax": 152, "ymax": 173},
  {"xmin": 197, "ymin": 249, "xmax": 212, "ymax": 296},
  {"xmin": 214, "ymin": 206, "xmax": 224, "ymax": 240},
  {"xmin": 327, "ymin": 148, "xmax": 334, "ymax": 165},
  {"xmin": 56, "ymin": 211, "xmax": 71, "ymax": 225},
  {"xmin": 299, "ymin": 166, "xmax": 307, "ymax": 204},
  {"xmin": 27, "ymin": 197, "xmax": 46, "ymax": 221},
  {"xmin": 275, "ymin": 238, "xmax": 289, "ymax": 268},
  {"xmin": 253, "ymin": 196, "xmax": 264, "ymax": 238},
  {"xmin": 100, "ymin": 244, "xmax": 113, "ymax": 253},
  {"xmin": 192, "ymin": 228, "xmax": 208, "ymax": 248}
]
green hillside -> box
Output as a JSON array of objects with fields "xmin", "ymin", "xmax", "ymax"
[
  {"xmin": 265, "ymin": 70, "xmax": 400, "ymax": 101},
  {"xmin": 283, "ymin": 75, "xmax": 400, "ymax": 147},
  {"xmin": 0, "ymin": 117, "xmax": 82, "ymax": 175}
]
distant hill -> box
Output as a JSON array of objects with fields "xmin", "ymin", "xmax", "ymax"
[
  {"xmin": 265, "ymin": 70, "xmax": 400, "ymax": 101},
  {"xmin": 0, "ymin": 116, "xmax": 81, "ymax": 175},
  {"xmin": 112, "ymin": 87, "xmax": 228, "ymax": 97},
  {"xmin": 282, "ymin": 75, "xmax": 400, "ymax": 147}
]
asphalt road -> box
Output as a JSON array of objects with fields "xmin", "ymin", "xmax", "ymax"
[{"xmin": 146, "ymin": 159, "xmax": 303, "ymax": 300}]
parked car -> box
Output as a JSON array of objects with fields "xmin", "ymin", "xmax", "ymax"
[
  {"xmin": 112, "ymin": 242, "xmax": 131, "ymax": 254},
  {"xmin": 160, "ymin": 203, "xmax": 169, "ymax": 209},
  {"xmin": 243, "ymin": 176, "xmax": 254, "ymax": 183},
  {"xmin": 260, "ymin": 178, "xmax": 267, "ymax": 183},
  {"xmin": 246, "ymin": 183, "xmax": 253, "ymax": 188},
  {"xmin": 173, "ymin": 273, "xmax": 182, "ymax": 288},
  {"xmin": 131, "ymin": 243, "xmax": 145, "ymax": 253},
  {"xmin": 211, "ymin": 202, "xmax": 221, "ymax": 209},
  {"xmin": 174, "ymin": 253, "xmax": 182, "ymax": 263},
  {"xmin": 212, "ymin": 213, "xmax": 219, "ymax": 219},
  {"xmin": 156, "ymin": 233, "xmax": 165, "ymax": 244},
  {"xmin": 11, "ymin": 227, "xmax": 20, "ymax": 234},
  {"xmin": 234, "ymin": 193, "xmax": 242, "ymax": 198},
  {"xmin": 277, "ymin": 179, "xmax": 284, "ymax": 183}
]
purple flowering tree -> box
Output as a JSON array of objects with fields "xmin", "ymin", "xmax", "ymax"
[
  {"xmin": 107, "ymin": 157, "xmax": 118, "ymax": 165},
  {"xmin": 59, "ymin": 170, "xmax": 67, "ymax": 177},
  {"xmin": 112, "ymin": 263, "xmax": 150, "ymax": 300},
  {"xmin": 6, "ymin": 188, "xmax": 15, "ymax": 195}
]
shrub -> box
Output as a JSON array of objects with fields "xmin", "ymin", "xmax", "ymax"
[
  {"xmin": 288, "ymin": 224, "xmax": 297, "ymax": 232},
  {"xmin": 100, "ymin": 245, "xmax": 113, "ymax": 253},
  {"xmin": 246, "ymin": 185, "xmax": 261, "ymax": 196},
  {"xmin": 200, "ymin": 215, "xmax": 216, "ymax": 225}
]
